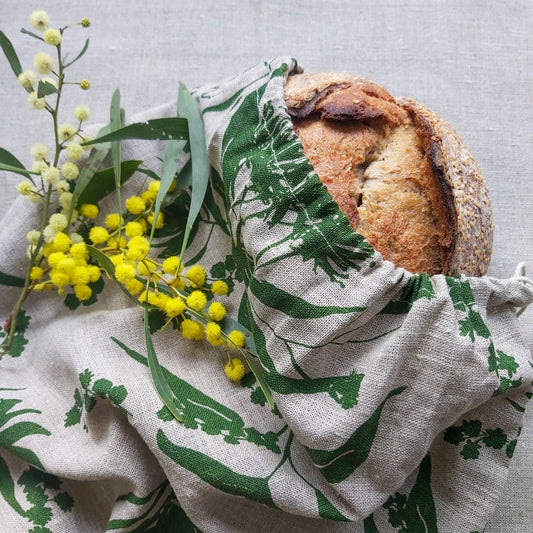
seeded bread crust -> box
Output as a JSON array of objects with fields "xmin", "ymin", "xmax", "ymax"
[{"xmin": 284, "ymin": 72, "xmax": 493, "ymax": 276}]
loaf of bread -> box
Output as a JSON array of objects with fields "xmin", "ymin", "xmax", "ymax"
[{"xmin": 284, "ymin": 72, "xmax": 493, "ymax": 276}]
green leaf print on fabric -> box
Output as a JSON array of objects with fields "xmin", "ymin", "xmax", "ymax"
[
  {"xmin": 107, "ymin": 480, "xmax": 200, "ymax": 532},
  {"xmin": 64, "ymin": 369, "xmax": 130, "ymax": 431},
  {"xmin": 444, "ymin": 419, "xmax": 519, "ymax": 460},
  {"xmin": 220, "ymin": 64, "xmax": 374, "ymax": 288},
  {"xmin": 487, "ymin": 341, "xmax": 522, "ymax": 396},
  {"xmin": 113, "ymin": 337, "xmax": 283, "ymax": 453},
  {"xmin": 445, "ymin": 277, "xmax": 490, "ymax": 341},
  {"xmin": 305, "ymin": 387, "xmax": 406, "ymax": 483},
  {"xmin": 0, "ymin": 309, "xmax": 30, "ymax": 357},
  {"xmin": 383, "ymin": 454, "xmax": 438, "ymax": 532},
  {"xmin": 238, "ymin": 292, "xmax": 365, "ymax": 409},
  {"xmin": 380, "ymin": 274, "xmax": 436, "ymax": 315},
  {"xmin": 157, "ymin": 429, "xmax": 276, "ymax": 508},
  {"xmin": 0, "ymin": 390, "xmax": 50, "ymax": 469}
]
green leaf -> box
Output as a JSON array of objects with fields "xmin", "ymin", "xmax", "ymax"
[
  {"xmin": 79, "ymin": 369, "xmax": 93, "ymax": 389},
  {"xmin": 144, "ymin": 309, "xmax": 184, "ymax": 422},
  {"xmin": 0, "ymin": 147, "xmax": 33, "ymax": 180},
  {"xmin": 149, "ymin": 140, "xmax": 187, "ymax": 242},
  {"xmin": 64, "ymin": 405, "xmax": 82, "ymax": 427},
  {"xmin": 306, "ymin": 387, "xmax": 406, "ymax": 483},
  {"xmin": 177, "ymin": 83, "xmax": 210, "ymax": 258},
  {"xmin": 53, "ymin": 491, "xmax": 74, "ymax": 512},
  {"xmin": 92, "ymin": 378, "xmax": 113, "ymax": 396},
  {"xmin": 108, "ymin": 385, "xmax": 127, "ymax": 405},
  {"xmin": 69, "ymin": 125, "xmax": 111, "ymax": 221},
  {"xmin": 82, "ymin": 117, "xmax": 189, "ymax": 145},
  {"xmin": 36, "ymin": 80, "xmax": 58, "ymax": 98},
  {"xmin": 0, "ymin": 421, "xmax": 50, "ymax": 446},
  {"xmin": 0, "ymin": 454, "xmax": 26, "ymax": 517},
  {"xmin": 0, "ymin": 31, "xmax": 22, "ymax": 78},
  {"xmin": 110, "ymin": 89, "xmax": 124, "ymax": 216},
  {"xmin": 0, "ymin": 270, "xmax": 25, "ymax": 287},
  {"xmin": 76, "ymin": 160, "xmax": 141, "ymax": 205},
  {"xmin": 63, "ymin": 37, "xmax": 90, "ymax": 68},
  {"xmin": 482, "ymin": 428, "xmax": 507, "ymax": 449},
  {"xmin": 20, "ymin": 28, "xmax": 45, "ymax": 42},
  {"xmin": 460, "ymin": 439, "xmax": 481, "ymax": 459}
]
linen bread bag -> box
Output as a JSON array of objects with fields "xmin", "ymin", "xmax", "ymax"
[{"xmin": 0, "ymin": 57, "xmax": 532, "ymax": 532}]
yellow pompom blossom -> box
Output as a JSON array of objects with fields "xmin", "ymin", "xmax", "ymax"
[
  {"xmin": 30, "ymin": 10, "xmax": 50, "ymax": 31},
  {"xmin": 58, "ymin": 191, "xmax": 73, "ymax": 209},
  {"xmin": 79, "ymin": 79, "xmax": 90, "ymax": 90},
  {"xmin": 227, "ymin": 330, "xmax": 246, "ymax": 349},
  {"xmin": 58, "ymin": 123, "xmax": 77, "ymax": 142},
  {"xmin": 125, "ymin": 196, "xmax": 146, "ymax": 215},
  {"xmin": 66, "ymin": 142, "xmax": 84, "ymax": 161},
  {"xmin": 32, "ymin": 160, "xmax": 48, "ymax": 174},
  {"xmin": 186, "ymin": 290, "xmax": 207, "ymax": 311},
  {"xmin": 61, "ymin": 162, "xmax": 79, "ymax": 181},
  {"xmin": 181, "ymin": 319, "xmax": 204, "ymax": 341},
  {"xmin": 89, "ymin": 226, "xmax": 109, "ymax": 245},
  {"xmin": 186, "ymin": 265, "xmax": 206, "ymax": 288},
  {"xmin": 70, "ymin": 242, "xmax": 88, "ymax": 261},
  {"xmin": 70, "ymin": 266, "xmax": 91, "ymax": 286},
  {"xmin": 137, "ymin": 260, "xmax": 155, "ymax": 276},
  {"xmin": 126, "ymin": 236, "xmax": 150, "ymax": 261},
  {"xmin": 74, "ymin": 105, "xmax": 90, "ymax": 122},
  {"xmin": 30, "ymin": 266, "xmax": 44, "ymax": 281},
  {"xmin": 124, "ymin": 221, "xmax": 144, "ymax": 238},
  {"xmin": 148, "ymin": 181, "xmax": 161, "ymax": 193},
  {"xmin": 115, "ymin": 263, "xmax": 137, "ymax": 284},
  {"xmin": 79, "ymin": 204, "xmax": 99, "ymax": 219},
  {"xmin": 74, "ymin": 284, "xmax": 92, "ymax": 301},
  {"xmin": 42, "ymin": 167, "xmax": 60, "ymax": 185},
  {"xmin": 30, "ymin": 143, "xmax": 49, "ymax": 160},
  {"xmin": 33, "ymin": 52, "xmax": 54, "ymax": 74},
  {"xmin": 80, "ymin": 18, "xmax": 91, "ymax": 28},
  {"xmin": 162, "ymin": 256, "xmax": 182, "ymax": 275},
  {"xmin": 224, "ymin": 358, "xmax": 246, "ymax": 381},
  {"xmin": 44, "ymin": 28, "xmax": 62, "ymax": 46},
  {"xmin": 27, "ymin": 91, "xmax": 46, "ymax": 110},
  {"xmin": 125, "ymin": 278, "xmax": 144, "ymax": 296},
  {"xmin": 17, "ymin": 181, "xmax": 34, "ymax": 196},
  {"xmin": 105, "ymin": 213, "xmax": 123, "ymax": 230},
  {"xmin": 205, "ymin": 322, "xmax": 224, "ymax": 347},
  {"xmin": 48, "ymin": 213, "xmax": 68, "ymax": 232},
  {"xmin": 26, "ymin": 230, "xmax": 41, "ymax": 245},
  {"xmin": 164, "ymin": 297, "xmax": 186, "ymax": 318},
  {"xmin": 211, "ymin": 280, "xmax": 229, "ymax": 296},
  {"xmin": 50, "ymin": 270, "xmax": 70, "ymax": 288},
  {"xmin": 208, "ymin": 301, "xmax": 226, "ymax": 322},
  {"xmin": 52, "ymin": 232, "xmax": 71, "ymax": 252},
  {"xmin": 147, "ymin": 211, "xmax": 164, "ymax": 229},
  {"xmin": 18, "ymin": 70, "xmax": 37, "ymax": 89}
]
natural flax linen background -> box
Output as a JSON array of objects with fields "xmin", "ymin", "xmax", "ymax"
[{"xmin": 0, "ymin": 1, "xmax": 531, "ymax": 531}]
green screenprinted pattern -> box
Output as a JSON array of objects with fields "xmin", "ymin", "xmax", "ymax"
[{"xmin": 0, "ymin": 57, "xmax": 532, "ymax": 533}]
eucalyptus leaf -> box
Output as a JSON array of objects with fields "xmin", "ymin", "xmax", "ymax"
[
  {"xmin": 37, "ymin": 80, "xmax": 58, "ymax": 98},
  {"xmin": 0, "ymin": 31, "xmax": 23, "ymax": 78},
  {"xmin": 20, "ymin": 28, "xmax": 44, "ymax": 42},
  {"xmin": 68, "ymin": 124, "xmax": 111, "ymax": 222},
  {"xmin": 82, "ymin": 117, "xmax": 189, "ymax": 145},
  {"xmin": 149, "ymin": 140, "xmax": 187, "ymax": 241},
  {"xmin": 0, "ymin": 162, "xmax": 36, "ymax": 180},
  {"xmin": 0, "ymin": 271, "xmax": 25, "ymax": 288},
  {"xmin": 177, "ymin": 83, "xmax": 210, "ymax": 258},
  {"xmin": 77, "ymin": 160, "xmax": 142, "ymax": 206},
  {"xmin": 63, "ymin": 38, "xmax": 90, "ymax": 69},
  {"xmin": 109, "ymin": 89, "xmax": 124, "ymax": 215},
  {"xmin": 144, "ymin": 309, "xmax": 185, "ymax": 422}
]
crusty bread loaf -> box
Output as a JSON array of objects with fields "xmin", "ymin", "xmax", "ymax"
[{"xmin": 284, "ymin": 72, "xmax": 493, "ymax": 276}]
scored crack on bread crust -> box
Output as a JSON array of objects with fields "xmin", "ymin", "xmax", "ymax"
[{"xmin": 284, "ymin": 72, "xmax": 493, "ymax": 276}]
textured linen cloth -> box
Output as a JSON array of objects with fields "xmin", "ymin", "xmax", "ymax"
[{"xmin": 1, "ymin": 57, "xmax": 532, "ymax": 532}]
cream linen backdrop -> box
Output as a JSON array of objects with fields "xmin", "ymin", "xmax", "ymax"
[{"xmin": 0, "ymin": 1, "xmax": 531, "ymax": 532}]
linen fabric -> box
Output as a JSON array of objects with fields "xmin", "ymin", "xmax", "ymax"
[{"xmin": 0, "ymin": 57, "xmax": 532, "ymax": 533}]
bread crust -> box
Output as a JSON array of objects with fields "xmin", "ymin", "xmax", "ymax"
[{"xmin": 284, "ymin": 72, "xmax": 493, "ymax": 276}]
